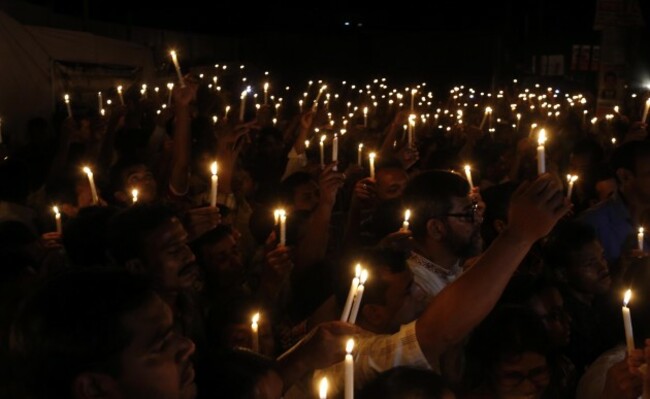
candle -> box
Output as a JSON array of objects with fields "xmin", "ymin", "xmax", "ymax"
[
  {"xmin": 166, "ymin": 83, "xmax": 174, "ymax": 106},
  {"xmin": 622, "ymin": 289, "xmax": 635, "ymax": 354},
  {"xmin": 638, "ymin": 227, "xmax": 644, "ymax": 251},
  {"xmin": 464, "ymin": 164, "xmax": 474, "ymax": 190},
  {"xmin": 319, "ymin": 135, "xmax": 326, "ymax": 169},
  {"xmin": 363, "ymin": 107, "xmax": 368, "ymax": 127},
  {"xmin": 357, "ymin": 143, "xmax": 363, "ymax": 166},
  {"xmin": 344, "ymin": 339, "xmax": 354, "ymax": 399},
  {"xmin": 319, "ymin": 377, "xmax": 329, "ymax": 399},
  {"xmin": 239, "ymin": 90, "xmax": 248, "ymax": 122},
  {"xmin": 408, "ymin": 114, "xmax": 416, "ymax": 146},
  {"xmin": 279, "ymin": 209, "xmax": 287, "ymax": 247},
  {"xmin": 53, "ymin": 206, "xmax": 62, "ymax": 234},
  {"xmin": 312, "ymin": 85, "xmax": 327, "ymax": 111},
  {"xmin": 479, "ymin": 106, "xmax": 492, "ymax": 130},
  {"xmin": 117, "ymin": 85, "xmax": 125, "ymax": 106},
  {"xmin": 516, "ymin": 113, "xmax": 521, "ymax": 131},
  {"xmin": 537, "ymin": 129, "xmax": 547, "ymax": 175},
  {"xmin": 410, "ymin": 88, "xmax": 417, "ymax": 112},
  {"xmin": 82, "ymin": 166, "xmax": 99, "ymax": 205},
  {"xmin": 263, "ymin": 82, "xmax": 269, "ymax": 105},
  {"xmin": 64, "ymin": 94, "xmax": 72, "ymax": 118},
  {"xmin": 566, "ymin": 174, "xmax": 578, "ymax": 200},
  {"xmin": 348, "ymin": 269, "xmax": 368, "ymax": 324},
  {"xmin": 401, "ymin": 209, "xmax": 411, "ymax": 232},
  {"xmin": 642, "ymin": 98, "xmax": 650, "ymax": 123},
  {"xmin": 169, "ymin": 50, "xmax": 185, "ymax": 87},
  {"xmin": 131, "ymin": 188, "xmax": 138, "ymax": 204},
  {"xmin": 251, "ymin": 312, "xmax": 260, "ymax": 352},
  {"xmin": 210, "ymin": 161, "xmax": 218, "ymax": 207},
  {"xmin": 341, "ymin": 264, "xmax": 361, "ymax": 322},
  {"xmin": 369, "ymin": 152, "xmax": 376, "ymax": 179},
  {"xmin": 97, "ymin": 91, "xmax": 103, "ymax": 113},
  {"xmin": 332, "ymin": 134, "xmax": 338, "ymax": 171}
]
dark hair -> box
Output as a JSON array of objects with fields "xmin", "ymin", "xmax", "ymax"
[
  {"xmin": 376, "ymin": 157, "xmax": 406, "ymax": 174},
  {"xmin": 610, "ymin": 140, "xmax": 650, "ymax": 180},
  {"xmin": 0, "ymin": 157, "xmax": 30, "ymax": 203},
  {"xmin": 190, "ymin": 224, "xmax": 233, "ymax": 265},
  {"xmin": 63, "ymin": 206, "xmax": 118, "ymax": 268},
  {"xmin": 107, "ymin": 203, "xmax": 177, "ymax": 265},
  {"xmin": 10, "ymin": 269, "xmax": 154, "ymax": 399},
  {"xmin": 402, "ymin": 170, "xmax": 470, "ymax": 239},
  {"xmin": 107, "ymin": 156, "xmax": 149, "ymax": 199},
  {"xmin": 542, "ymin": 221, "xmax": 598, "ymax": 271},
  {"xmin": 204, "ymin": 348, "xmax": 278, "ymax": 399},
  {"xmin": 480, "ymin": 182, "xmax": 519, "ymax": 247},
  {"xmin": 279, "ymin": 171, "xmax": 315, "ymax": 204},
  {"xmin": 359, "ymin": 366, "xmax": 452, "ymax": 399}
]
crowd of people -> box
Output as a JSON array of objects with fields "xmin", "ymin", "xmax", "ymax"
[{"xmin": 1, "ymin": 67, "xmax": 650, "ymax": 399}]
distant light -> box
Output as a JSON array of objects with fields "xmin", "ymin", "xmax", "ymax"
[
  {"xmin": 344, "ymin": 21, "xmax": 350, "ymax": 26},
  {"xmin": 357, "ymin": 23, "xmax": 363, "ymax": 27}
]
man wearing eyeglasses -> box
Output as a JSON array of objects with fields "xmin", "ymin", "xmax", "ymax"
[{"xmin": 402, "ymin": 170, "xmax": 484, "ymax": 300}]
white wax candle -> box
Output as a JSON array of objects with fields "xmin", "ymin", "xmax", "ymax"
[
  {"xmin": 537, "ymin": 129, "xmax": 547, "ymax": 175},
  {"xmin": 410, "ymin": 88, "xmax": 417, "ymax": 112},
  {"xmin": 408, "ymin": 115, "xmax": 416, "ymax": 146},
  {"xmin": 332, "ymin": 134, "xmax": 338, "ymax": 171},
  {"xmin": 622, "ymin": 290, "xmax": 635, "ymax": 354},
  {"xmin": 83, "ymin": 166, "xmax": 99, "ymax": 205},
  {"xmin": 210, "ymin": 162, "xmax": 218, "ymax": 207},
  {"xmin": 53, "ymin": 206, "xmax": 62, "ymax": 234},
  {"xmin": 566, "ymin": 174, "xmax": 578, "ymax": 200},
  {"xmin": 64, "ymin": 94, "xmax": 72, "ymax": 118},
  {"xmin": 239, "ymin": 90, "xmax": 248, "ymax": 122},
  {"xmin": 263, "ymin": 82, "xmax": 269, "ymax": 105},
  {"xmin": 638, "ymin": 227, "xmax": 644, "ymax": 251},
  {"xmin": 369, "ymin": 152, "xmax": 376, "ymax": 179},
  {"xmin": 348, "ymin": 269, "xmax": 368, "ymax": 324},
  {"xmin": 319, "ymin": 377, "xmax": 329, "ymax": 399},
  {"xmin": 98, "ymin": 91, "xmax": 103, "ymax": 113},
  {"xmin": 357, "ymin": 143, "xmax": 363, "ymax": 166},
  {"xmin": 169, "ymin": 50, "xmax": 185, "ymax": 87},
  {"xmin": 131, "ymin": 189, "xmax": 138, "ymax": 204},
  {"xmin": 341, "ymin": 264, "xmax": 361, "ymax": 322},
  {"xmin": 344, "ymin": 339, "xmax": 354, "ymax": 399},
  {"xmin": 401, "ymin": 209, "xmax": 411, "ymax": 232},
  {"xmin": 251, "ymin": 312, "xmax": 260, "ymax": 352},
  {"xmin": 117, "ymin": 85, "xmax": 125, "ymax": 106},
  {"xmin": 166, "ymin": 83, "xmax": 174, "ymax": 106},
  {"xmin": 464, "ymin": 165, "xmax": 474, "ymax": 190},
  {"xmin": 312, "ymin": 85, "xmax": 327, "ymax": 111},
  {"xmin": 363, "ymin": 107, "xmax": 368, "ymax": 127},
  {"xmin": 320, "ymin": 135, "xmax": 326, "ymax": 169},
  {"xmin": 279, "ymin": 210, "xmax": 287, "ymax": 247},
  {"xmin": 642, "ymin": 98, "xmax": 650, "ymax": 123}
]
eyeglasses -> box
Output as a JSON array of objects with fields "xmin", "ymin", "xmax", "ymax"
[
  {"xmin": 497, "ymin": 365, "xmax": 550, "ymax": 388},
  {"xmin": 443, "ymin": 202, "xmax": 479, "ymax": 223}
]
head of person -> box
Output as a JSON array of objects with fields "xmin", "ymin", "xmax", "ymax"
[
  {"xmin": 63, "ymin": 206, "xmax": 118, "ymax": 268},
  {"xmin": 107, "ymin": 204, "xmax": 198, "ymax": 295},
  {"xmin": 610, "ymin": 140, "xmax": 650, "ymax": 204},
  {"xmin": 280, "ymin": 172, "xmax": 319, "ymax": 212},
  {"xmin": 480, "ymin": 182, "xmax": 519, "ymax": 247},
  {"xmin": 10, "ymin": 269, "xmax": 196, "ymax": 399},
  {"xmin": 359, "ymin": 367, "xmax": 455, "ymax": 399},
  {"xmin": 374, "ymin": 158, "xmax": 409, "ymax": 202},
  {"xmin": 543, "ymin": 221, "xmax": 611, "ymax": 297},
  {"xmin": 0, "ymin": 157, "xmax": 30, "ymax": 205},
  {"xmin": 207, "ymin": 349, "xmax": 283, "ymax": 399},
  {"xmin": 465, "ymin": 305, "xmax": 554, "ymax": 399},
  {"xmin": 402, "ymin": 170, "xmax": 482, "ymax": 259},
  {"xmin": 190, "ymin": 224, "xmax": 243, "ymax": 291},
  {"xmin": 109, "ymin": 157, "xmax": 158, "ymax": 206}
]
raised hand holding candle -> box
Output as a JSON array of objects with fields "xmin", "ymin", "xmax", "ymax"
[
  {"xmin": 369, "ymin": 152, "xmax": 376, "ymax": 179},
  {"xmin": 341, "ymin": 264, "xmax": 362, "ymax": 322},
  {"xmin": 131, "ymin": 189, "xmax": 139, "ymax": 204},
  {"xmin": 348, "ymin": 269, "xmax": 368, "ymax": 324},
  {"xmin": 622, "ymin": 289, "xmax": 635, "ymax": 354},
  {"xmin": 401, "ymin": 209, "xmax": 411, "ymax": 232},
  {"xmin": 53, "ymin": 206, "xmax": 62, "ymax": 234},
  {"xmin": 566, "ymin": 174, "xmax": 578, "ymax": 200},
  {"xmin": 344, "ymin": 339, "xmax": 354, "ymax": 399},
  {"xmin": 642, "ymin": 98, "xmax": 650, "ymax": 123},
  {"xmin": 638, "ymin": 227, "xmax": 644, "ymax": 251},
  {"xmin": 64, "ymin": 94, "xmax": 72, "ymax": 118},
  {"xmin": 319, "ymin": 377, "xmax": 329, "ymax": 399},
  {"xmin": 332, "ymin": 134, "xmax": 339, "ymax": 171},
  {"xmin": 464, "ymin": 164, "xmax": 474, "ymax": 190},
  {"xmin": 537, "ymin": 129, "xmax": 547, "ymax": 175},
  {"xmin": 251, "ymin": 312, "xmax": 260, "ymax": 352},
  {"xmin": 82, "ymin": 166, "xmax": 99, "ymax": 205},
  {"xmin": 169, "ymin": 50, "xmax": 185, "ymax": 87},
  {"xmin": 210, "ymin": 162, "xmax": 218, "ymax": 207},
  {"xmin": 357, "ymin": 143, "xmax": 363, "ymax": 166}
]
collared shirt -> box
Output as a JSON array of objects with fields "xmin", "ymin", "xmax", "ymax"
[
  {"xmin": 579, "ymin": 191, "xmax": 633, "ymax": 264},
  {"xmin": 312, "ymin": 321, "xmax": 435, "ymax": 397},
  {"xmin": 407, "ymin": 251, "xmax": 463, "ymax": 301}
]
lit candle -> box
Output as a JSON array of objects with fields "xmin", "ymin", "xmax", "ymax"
[
  {"xmin": 410, "ymin": 88, "xmax": 417, "ymax": 112},
  {"xmin": 166, "ymin": 83, "xmax": 174, "ymax": 106},
  {"xmin": 263, "ymin": 82, "xmax": 269, "ymax": 105},
  {"xmin": 642, "ymin": 98, "xmax": 650, "ymax": 123},
  {"xmin": 53, "ymin": 206, "xmax": 62, "ymax": 234},
  {"xmin": 344, "ymin": 339, "xmax": 354, "ymax": 399},
  {"xmin": 464, "ymin": 164, "xmax": 474, "ymax": 190},
  {"xmin": 363, "ymin": 106, "xmax": 368, "ymax": 127},
  {"xmin": 251, "ymin": 312, "xmax": 260, "ymax": 352},
  {"xmin": 279, "ymin": 209, "xmax": 287, "ymax": 247},
  {"xmin": 638, "ymin": 227, "xmax": 644, "ymax": 252},
  {"xmin": 319, "ymin": 377, "xmax": 329, "ymax": 399},
  {"xmin": 239, "ymin": 90, "xmax": 248, "ymax": 122},
  {"xmin": 117, "ymin": 85, "xmax": 125, "ymax": 106},
  {"xmin": 348, "ymin": 269, "xmax": 368, "ymax": 324},
  {"xmin": 479, "ymin": 106, "xmax": 492, "ymax": 130},
  {"xmin": 312, "ymin": 85, "xmax": 327, "ymax": 111},
  {"xmin": 357, "ymin": 143, "xmax": 363, "ymax": 166},
  {"xmin": 566, "ymin": 174, "xmax": 578, "ymax": 200},
  {"xmin": 408, "ymin": 114, "xmax": 416, "ymax": 146},
  {"xmin": 401, "ymin": 209, "xmax": 411, "ymax": 232},
  {"xmin": 97, "ymin": 91, "xmax": 103, "ymax": 113},
  {"xmin": 64, "ymin": 94, "xmax": 72, "ymax": 118},
  {"xmin": 332, "ymin": 134, "xmax": 338, "ymax": 171},
  {"xmin": 131, "ymin": 188, "xmax": 138, "ymax": 204},
  {"xmin": 369, "ymin": 152, "xmax": 376, "ymax": 179},
  {"xmin": 169, "ymin": 50, "xmax": 185, "ymax": 87},
  {"xmin": 224, "ymin": 105, "xmax": 231, "ymax": 119},
  {"xmin": 622, "ymin": 289, "xmax": 635, "ymax": 354},
  {"xmin": 341, "ymin": 264, "xmax": 361, "ymax": 322},
  {"xmin": 319, "ymin": 135, "xmax": 326, "ymax": 169},
  {"xmin": 82, "ymin": 166, "xmax": 99, "ymax": 205},
  {"xmin": 537, "ymin": 129, "xmax": 547, "ymax": 175},
  {"xmin": 210, "ymin": 161, "xmax": 218, "ymax": 207}
]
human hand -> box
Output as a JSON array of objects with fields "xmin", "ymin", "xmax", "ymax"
[
  {"xmin": 602, "ymin": 357, "xmax": 642, "ymax": 399},
  {"xmin": 183, "ymin": 206, "xmax": 221, "ymax": 241},
  {"xmin": 318, "ymin": 163, "xmax": 346, "ymax": 208}
]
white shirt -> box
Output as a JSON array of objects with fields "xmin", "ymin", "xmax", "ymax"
[
  {"xmin": 576, "ymin": 344, "xmax": 641, "ymax": 399},
  {"xmin": 407, "ymin": 252, "xmax": 463, "ymax": 301}
]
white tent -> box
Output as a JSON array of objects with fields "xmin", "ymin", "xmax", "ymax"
[{"xmin": 0, "ymin": 10, "xmax": 154, "ymax": 145}]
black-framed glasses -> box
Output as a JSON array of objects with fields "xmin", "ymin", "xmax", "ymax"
[{"xmin": 443, "ymin": 202, "xmax": 479, "ymax": 223}]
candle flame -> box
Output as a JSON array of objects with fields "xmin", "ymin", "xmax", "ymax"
[
  {"xmin": 82, "ymin": 166, "xmax": 93, "ymax": 176},
  {"xmin": 639, "ymin": 227, "xmax": 644, "ymax": 234},
  {"xmin": 252, "ymin": 312, "xmax": 260, "ymax": 325},
  {"xmin": 624, "ymin": 289, "xmax": 632, "ymax": 306},
  {"xmin": 117, "ymin": 85, "xmax": 123, "ymax": 93},
  {"xmin": 358, "ymin": 143, "xmax": 363, "ymax": 150},
  {"xmin": 170, "ymin": 50, "xmax": 177, "ymax": 59},
  {"xmin": 320, "ymin": 135, "xmax": 326, "ymax": 143},
  {"xmin": 167, "ymin": 83, "xmax": 174, "ymax": 90},
  {"xmin": 369, "ymin": 152, "xmax": 376, "ymax": 160},
  {"xmin": 404, "ymin": 209, "xmax": 411, "ymax": 222},
  {"xmin": 319, "ymin": 377, "xmax": 329, "ymax": 399},
  {"xmin": 360, "ymin": 269, "xmax": 369, "ymax": 284},
  {"xmin": 211, "ymin": 161, "xmax": 218, "ymax": 176},
  {"xmin": 346, "ymin": 338, "xmax": 355, "ymax": 354},
  {"xmin": 464, "ymin": 164, "xmax": 471, "ymax": 174},
  {"xmin": 53, "ymin": 206, "xmax": 60, "ymax": 215},
  {"xmin": 538, "ymin": 129, "xmax": 547, "ymax": 146},
  {"xmin": 64, "ymin": 94, "xmax": 70, "ymax": 102},
  {"xmin": 305, "ymin": 140, "xmax": 310, "ymax": 148},
  {"xmin": 131, "ymin": 189, "xmax": 138, "ymax": 202},
  {"xmin": 355, "ymin": 263, "xmax": 361, "ymax": 278}
]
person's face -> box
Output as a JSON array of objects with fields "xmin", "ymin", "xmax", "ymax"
[
  {"xmin": 117, "ymin": 294, "xmax": 196, "ymax": 399},
  {"xmin": 375, "ymin": 168, "xmax": 408, "ymax": 201},
  {"xmin": 201, "ymin": 234, "xmax": 243, "ymax": 289},
  {"xmin": 124, "ymin": 165, "xmax": 158, "ymax": 204},
  {"xmin": 528, "ymin": 287, "xmax": 571, "ymax": 348},
  {"xmin": 567, "ymin": 240, "xmax": 611, "ymax": 295},
  {"xmin": 494, "ymin": 352, "xmax": 550, "ymax": 399},
  {"xmin": 441, "ymin": 196, "xmax": 483, "ymax": 258},
  {"xmin": 142, "ymin": 218, "xmax": 198, "ymax": 294},
  {"xmin": 252, "ymin": 370, "xmax": 284, "ymax": 399},
  {"xmin": 292, "ymin": 181, "xmax": 319, "ymax": 212}
]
